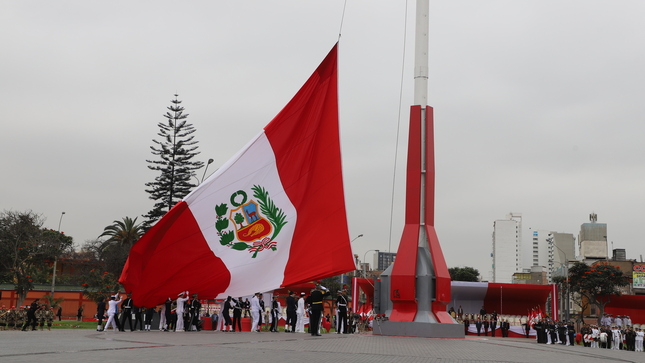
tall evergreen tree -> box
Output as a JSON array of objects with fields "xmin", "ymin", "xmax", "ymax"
[{"xmin": 144, "ymin": 94, "xmax": 203, "ymax": 227}]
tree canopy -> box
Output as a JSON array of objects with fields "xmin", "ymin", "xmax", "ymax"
[
  {"xmin": 448, "ymin": 266, "xmax": 480, "ymax": 282},
  {"xmin": 144, "ymin": 94, "xmax": 204, "ymax": 227},
  {"xmin": 0, "ymin": 210, "xmax": 73, "ymax": 305},
  {"xmin": 568, "ymin": 261, "xmax": 629, "ymax": 323}
]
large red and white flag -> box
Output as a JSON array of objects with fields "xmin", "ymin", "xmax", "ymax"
[{"xmin": 120, "ymin": 44, "xmax": 355, "ymax": 307}]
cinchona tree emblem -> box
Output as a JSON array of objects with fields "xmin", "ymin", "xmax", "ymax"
[{"xmin": 214, "ymin": 185, "xmax": 287, "ymax": 258}]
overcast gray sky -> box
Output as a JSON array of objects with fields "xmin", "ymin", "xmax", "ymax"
[{"xmin": 2, "ymin": 1, "xmax": 644, "ymax": 281}]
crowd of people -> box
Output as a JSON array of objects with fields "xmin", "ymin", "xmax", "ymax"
[
  {"xmin": 577, "ymin": 314, "xmax": 643, "ymax": 352},
  {"xmin": 0, "ymin": 299, "xmax": 56, "ymax": 331},
  {"xmin": 2, "ymin": 286, "xmax": 365, "ymax": 335}
]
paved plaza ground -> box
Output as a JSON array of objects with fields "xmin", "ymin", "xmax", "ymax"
[{"xmin": 1, "ymin": 329, "xmax": 644, "ymax": 363}]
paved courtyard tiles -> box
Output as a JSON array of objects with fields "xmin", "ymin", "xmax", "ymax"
[{"xmin": 1, "ymin": 330, "xmax": 643, "ymax": 363}]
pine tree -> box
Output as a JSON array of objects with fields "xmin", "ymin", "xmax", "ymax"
[{"xmin": 144, "ymin": 94, "xmax": 203, "ymax": 227}]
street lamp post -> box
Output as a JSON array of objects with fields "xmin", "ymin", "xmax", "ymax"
[
  {"xmin": 51, "ymin": 211, "xmax": 65, "ymax": 299},
  {"xmin": 552, "ymin": 242, "xmax": 570, "ymax": 322},
  {"xmin": 201, "ymin": 158, "xmax": 214, "ymax": 183}
]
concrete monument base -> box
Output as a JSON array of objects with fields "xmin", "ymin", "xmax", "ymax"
[{"xmin": 372, "ymin": 321, "xmax": 464, "ymax": 338}]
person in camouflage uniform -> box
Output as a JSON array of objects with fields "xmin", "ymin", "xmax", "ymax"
[
  {"xmin": 36, "ymin": 305, "xmax": 47, "ymax": 330},
  {"xmin": 45, "ymin": 307, "xmax": 55, "ymax": 330},
  {"xmin": 6, "ymin": 306, "xmax": 17, "ymax": 330},
  {"xmin": 16, "ymin": 306, "xmax": 26, "ymax": 330},
  {"xmin": 0, "ymin": 305, "xmax": 7, "ymax": 330}
]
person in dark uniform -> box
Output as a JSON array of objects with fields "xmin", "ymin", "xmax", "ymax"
[
  {"xmin": 566, "ymin": 321, "xmax": 576, "ymax": 346},
  {"xmin": 23, "ymin": 299, "xmax": 40, "ymax": 331},
  {"xmin": 120, "ymin": 293, "xmax": 134, "ymax": 331},
  {"xmin": 162, "ymin": 298, "xmax": 172, "ymax": 331},
  {"xmin": 548, "ymin": 320, "xmax": 558, "ymax": 344},
  {"xmin": 558, "ymin": 321, "xmax": 567, "ymax": 345},
  {"xmin": 258, "ymin": 295, "xmax": 265, "ymax": 331},
  {"xmin": 483, "ymin": 319, "xmax": 490, "ymax": 336},
  {"xmin": 233, "ymin": 297, "xmax": 243, "ymax": 332},
  {"xmin": 534, "ymin": 319, "xmax": 546, "ymax": 343},
  {"xmin": 306, "ymin": 284, "xmax": 329, "ymax": 336},
  {"xmin": 189, "ymin": 294, "xmax": 201, "ymax": 331},
  {"xmin": 96, "ymin": 296, "xmax": 106, "ymax": 331},
  {"xmin": 223, "ymin": 296, "xmax": 234, "ymax": 332},
  {"xmin": 336, "ymin": 290, "xmax": 348, "ymax": 334},
  {"xmin": 475, "ymin": 318, "xmax": 482, "ymax": 336},
  {"xmin": 285, "ymin": 291, "xmax": 297, "ymax": 333},
  {"xmin": 270, "ymin": 295, "xmax": 280, "ymax": 332},
  {"xmin": 490, "ymin": 315, "xmax": 498, "ymax": 337},
  {"xmin": 133, "ymin": 304, "xmax": 144, "ymax": 331},
  {"xmin": 463, "ymin": 316, "xmax": 470, "ymax": 335},
  {"xmin": 144, "ymin": 306, "xmax": 155, "ymax": 331}
]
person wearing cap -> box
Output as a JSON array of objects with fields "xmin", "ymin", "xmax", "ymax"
[
  {"xmin": 295, "ymin": 292, "xmax": 306, "ymax": 333},
  {"xmin": 0, "ymin": 305, "xmax": 7, "ymax": 331},
  {"xmin": 306, "ymin": 284, "xmax": 329, "ymax": 336},
  {"xmin": 285, "ymin": 291, "xmax": 297, "ymax": 333},
  {"xmin": 105, "ymin": 294, "xmax": 123, "ymax": 332},
  {"xmin": 176, "ymin": 291, "xmax": 190, "ymax": 332},
  {"xmin": 336, "ymin": 290, "xmax": 348, "ymax": 334},
  {"xmin": 15, "ymin": 306, "xmax": 26, "ymax": 331},
  {"xmin": 250, "ymin": 292, "xmax": 262, "ymax": 332},
  {"xmin": 119, "ymin": 293, "xmax": 134, "ymax": 332}
]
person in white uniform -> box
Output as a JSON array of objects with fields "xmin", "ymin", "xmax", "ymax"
[
  {"xmin": 105, "ymin": 294, "xmax": 122, "ymax": 332},
  {"xmin": 175, "ymin": 291, "xmax": 190, "ymax": 332},
  {"xmin": 250, "ymin": 292, "xmax": 261, "ymax": 332},
  {"xmin": 295, "ymin": 292, "xmax": 306, "ymax": 333}
]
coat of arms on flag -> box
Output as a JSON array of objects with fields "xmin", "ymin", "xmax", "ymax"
[{"xmin": 215, "ymin": 185, "xmax": 287, "ymax": 258}]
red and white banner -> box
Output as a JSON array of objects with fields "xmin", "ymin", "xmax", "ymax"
[{"xmin": 120, "ymin": 44, "xmax": 355, "ymax": 307}]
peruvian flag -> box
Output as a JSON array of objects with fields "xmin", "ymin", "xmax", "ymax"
[{"xmin": 120, "ymin": 44, "xmax": 355, "ymax": 307}]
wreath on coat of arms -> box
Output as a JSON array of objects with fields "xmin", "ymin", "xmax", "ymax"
[{"xmin": 214, "ymin": 185, "xmax": 287, "ymax": 258}]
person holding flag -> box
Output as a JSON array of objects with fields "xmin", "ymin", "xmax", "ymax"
[{"xmin": 175, "ymin": 291, "xmax": 189, "ymax": 332}]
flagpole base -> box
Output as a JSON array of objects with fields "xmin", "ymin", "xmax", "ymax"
[{"xmin": 372, "ymin": 321, "xmax": 463, "ymax": 338}]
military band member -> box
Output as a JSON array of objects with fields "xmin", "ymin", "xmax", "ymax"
[
  {"xmin": 6, "ymin": 306, "xmax": 17, "ymax": 330},
  {"xmin": 45, "ymin": 307, "xmax": 55, "ymax": 330},
  {"xmin": 16, "ymin": 306, "xmax": 27, "ymax": 330},
  {"xmin": 35, "ymin": 305, "xmax": 45, "ymax": 330},
  {"xmin": 0, "ymin": 305, "xmax": 7, "ymax": 331}
]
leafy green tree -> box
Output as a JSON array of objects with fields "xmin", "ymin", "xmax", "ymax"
[
  {"xmin": 448, "ymin": 266, "xmax": 480, "ymax": 282},
  {"xmin": 144, "ymin": 94, "xmax": 204, "ymax": 227},
  {"xmin": 0, "ymin": 210, "xmax": 73, "ymax": 306},
  {"xmin": 568, "ymin": 261, "xmax": 629, "ymax": 324},
  {"xmin": 79, "ymin": 269, "xmax": 121, "ymax": 303}
]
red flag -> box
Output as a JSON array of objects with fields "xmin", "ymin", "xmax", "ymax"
[{"xmin": 120, "ymin": 44, "xmax": 354, "ymax": 307}]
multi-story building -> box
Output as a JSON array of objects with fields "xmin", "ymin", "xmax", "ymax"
[
  {"xmin": 578, "ymin": 212, "xmax": 608, "ymax": 261},
  {"xmin": 492, "ymin": 213, "xmax": 522, "ymax": 283},
  {"xmin": 374, "ymin": 251, "xmax": 396, "ymax": 271}
]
